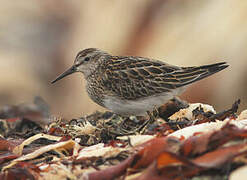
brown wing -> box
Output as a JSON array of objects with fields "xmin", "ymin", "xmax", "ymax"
[{"xmin": 101, "ymin": 56, "xmax": 228, "ymax": 100}]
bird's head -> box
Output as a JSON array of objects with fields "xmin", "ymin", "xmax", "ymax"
[{"xmin": 51, "ymin": 48, "xmax": 107, "ymax": 84}]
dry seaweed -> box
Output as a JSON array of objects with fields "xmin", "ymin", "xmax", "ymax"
[{"xmin": 0, "ymin": 98, "xmax": 247, "ymax": 180}]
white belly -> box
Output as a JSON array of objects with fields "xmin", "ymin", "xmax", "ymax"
[{"xmin": 103, "ymin": 88, "xmax": 185, "ymax": 116}]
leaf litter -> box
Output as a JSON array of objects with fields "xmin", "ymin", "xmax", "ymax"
[{"xmin": 0, "ymin": 97, "xmax": 246, "ymax": 180}]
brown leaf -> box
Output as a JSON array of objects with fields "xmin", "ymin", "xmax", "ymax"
[
  {"xmin": 88, "ymin": 155, "xmax": 135, "ymax": 180},
  {"xmin": 180, "ymin": 123, "xmax": 247, "ymax": 156},
  {"xmin": 193, "ymin": 143, "xmax": 247, "ymax": 168},
  {"xmin": 134, "ymin": 152, "xmax": 200, "ymax": 180},
  {"xmin": 131, "ymin": 137, "xmax": 180, "ymax": 169}
]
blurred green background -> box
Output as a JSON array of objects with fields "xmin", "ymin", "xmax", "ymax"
[{"xmin": 0, "ymin": 0, "xmax": 246, "ymax": 119}]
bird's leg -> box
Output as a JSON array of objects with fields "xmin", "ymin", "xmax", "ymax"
[
  {"xmin": 112, "ymin": 115, "xmax": 152, "ymax": 135},
  {"xmin": 119, "ymin": 116, "xmax": 130, "ymax": 130},
  {"xmin": 112, "ymin": 109, "xmax": 159, "ymax": 135},
  {"xmin": 110, "ymin": 115, "xmax": 137, "ymax": 135},
  {"xmin": 152, "ymin": 106, "xmax": 160, "ymax": 120},
  {"xmin": 137, "ymin": 108, "xmax": 159, "ymax": 134}
]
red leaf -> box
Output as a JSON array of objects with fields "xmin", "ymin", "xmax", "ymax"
[
  {"xmin": 88, "ymin": 155, "xmax": 134, "ymax": 180},
  {"xmin": 132, "ymin": 137, "xmax": 180, "ymax": 169},
  {"xmin": 134, "ymin": 152, "xmax": 200, "ymax": 180},
  {"xmin": 193, "ymin": 143, "xmax": 247, "ymax": 168}
]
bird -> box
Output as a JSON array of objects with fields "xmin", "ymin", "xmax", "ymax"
[{"xmin": 51, "ymin": 48, "xmax": 229, "ymax": 117}]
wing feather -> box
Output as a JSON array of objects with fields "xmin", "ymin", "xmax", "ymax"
[{"xmin": 101, "ymin": 56, "xmax": 228, "ymax": 100}]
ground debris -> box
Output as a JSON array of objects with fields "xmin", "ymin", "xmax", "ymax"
[
  {"xmin": 165, "ymin": 99, "xmax": 240, "ymax": 130},
  {"xmin": 0, "ymin": 98, "xmax": 247, "ymax": 180}
]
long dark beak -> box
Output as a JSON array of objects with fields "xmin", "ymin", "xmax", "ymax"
[{"xmin": 51, "ymin": 65, "xmax": 76, "ymax": 84}]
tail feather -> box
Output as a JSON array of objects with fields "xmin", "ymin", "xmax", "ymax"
[{"xmin": 173, "ymin": 62, "xmax": 229, "ymax": 88}]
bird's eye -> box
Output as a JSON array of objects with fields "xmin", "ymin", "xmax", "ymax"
[{"xmin": 84, "ymin": 57, "xmax": 90, "ymax": 62}]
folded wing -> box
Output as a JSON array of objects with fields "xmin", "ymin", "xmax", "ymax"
[{"xmin": 101, "ymin": 56, "xmax": 228, "ymax": 100}]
